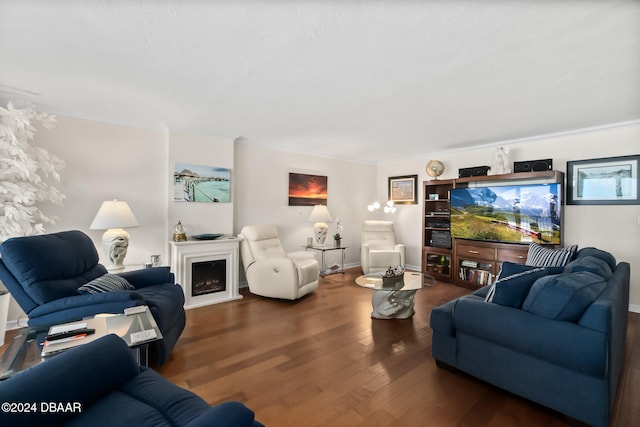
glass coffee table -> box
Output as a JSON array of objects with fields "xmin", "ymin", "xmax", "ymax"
[
  {"xmin": 0, "ymin": 306, "xmax": 162, "ymax": 381},
  {"xmin": 355, "ymin": 271, "xmax": 436, "ymax": 319}
]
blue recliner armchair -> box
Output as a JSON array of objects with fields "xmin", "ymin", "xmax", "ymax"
[
  {"xmin": 0, "ymin": 230, "xmax": 186, "ymax": 366},
  {"xmin": 0, "ymin": 334, "xmax": 264, "ymax": 426}
]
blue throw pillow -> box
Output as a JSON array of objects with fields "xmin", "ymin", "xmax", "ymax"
[
  {"xmin": 526, "ymin": 243, "xmax": 578, "ymax": 267},
  {"xmin": 486, "ymin": 263, "xmax": 563, "ymax": 308},
  {"xmin": 78, "ymin": 274, "xmax": 135, "ymax": 294},
  {"xmin": 522, "ymin": 271, "xmax": 607, "ymax": 322},
  {"xmin": 496, "ymin": 261, "xmax": 541, "ymax": 279}
]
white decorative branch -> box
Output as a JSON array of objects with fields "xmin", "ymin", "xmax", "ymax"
[{"xmin": 0, "ymin": 102, "xmax": 65, "ymax": 242}]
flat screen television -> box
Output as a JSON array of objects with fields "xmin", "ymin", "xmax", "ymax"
[{"xmin": 450, "ymin": 182, "xmax": 562, "ymax": 245}]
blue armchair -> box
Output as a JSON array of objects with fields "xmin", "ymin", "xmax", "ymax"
[
  {"xmin": 0, "ymin": 230, "xmax": 185, "ymax": 366},
  {"xmin": 0, "ymin": 334, "xmax": 264, "ymax": 427}
]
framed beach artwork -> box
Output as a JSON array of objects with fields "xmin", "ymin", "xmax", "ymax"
[
  {"xmin": 388, "ymin": 174, "xmax": 418, "ymax": 204},
  {"xmin": 288, "ymin": 173, "xmax": 328, "ymax": 206},
  {"xmin": 174, "ymin": 163, "xmax": 231, "ymax": 203},
  {"xmin": 567, "ymin": 155, "xmax": 639, "ymax": 205}
]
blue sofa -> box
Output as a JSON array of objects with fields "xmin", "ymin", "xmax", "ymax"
[
  {"xmin": 0, "ymin": 230, "xmax": 186, "ymax": 366},
  {"xmin": 0, "ymin": 334, "xmax": 264, "ymax": 427},
  {"xmin": 430, "ymin": 247, "xmax": 630, "ymax": 427}
]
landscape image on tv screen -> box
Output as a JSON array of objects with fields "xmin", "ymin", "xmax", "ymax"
[{"xmin": 450, "ymin": 183, "xmax": 561, "ymax": 245}]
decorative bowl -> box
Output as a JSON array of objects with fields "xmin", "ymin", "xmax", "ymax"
[{"xmin": 191, "ymin": 233, "xmax": 223, "ymax": 240}]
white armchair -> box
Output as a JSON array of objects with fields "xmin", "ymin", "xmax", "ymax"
[
  {"xmin": 361, "ymin": 220, "xmax": 406, "ymax": 274},
  {"xmin": 238, "ymin": 224, "xmax": 319, "ymax": 300}
]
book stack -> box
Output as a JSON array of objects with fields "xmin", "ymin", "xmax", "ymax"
[
  {"xmin": 458, "ymin": 263, "xmax": 494, "ymax": 285},
  {"xmin": 41, "ymin": 317, "xmax": 108, "ymax": 357}
]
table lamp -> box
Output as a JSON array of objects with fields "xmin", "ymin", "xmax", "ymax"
[
  {"xmin": 308, "ymin": 204, "xmax": 333, "ymax": 246},
  {"xmin": 90, "ymin": 200, "xmax": 139, "ymax": 271}
]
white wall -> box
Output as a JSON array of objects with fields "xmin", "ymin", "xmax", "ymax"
[
  {"xmin": 233, "ymin": 142, "xmax": 377, "ymax": 268},
  {"xmin": 5, "ymin": 116, "xmax": 170, "ymax": 325},
  {"xmin": 4, "ymin": 120, "xmax": 237, "ymax": 326},
  {"xmin": 168, "ymin": 130, "xmax": 235, "ymax": 236},
  {"xmin": 377, "ymin": 123, "xmax": 640, "ymax": 309},
  {"xmin": 41, "ymin": 117, "xmax": 170, "ymax": 264}
]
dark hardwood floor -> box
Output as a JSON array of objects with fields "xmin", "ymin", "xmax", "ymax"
[{"xmin": 2, "ymin": 268, "xmax": 638, "ymax": 426}]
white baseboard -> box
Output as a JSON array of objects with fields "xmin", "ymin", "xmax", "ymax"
[
  {"xmin": 629, "ymin": 304, "xmax": 640, "ymax": 314},
  {"xmin": 6, "ymin": 319, "xmax": 23, "ymax": 331}
]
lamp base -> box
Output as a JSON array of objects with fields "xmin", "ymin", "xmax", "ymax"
[
  {"xmin": 105, "ymin": 264, "xmax": 126, "ymax": 272},
  {"xmin": 102, "ymin": 228, "xmax": 130, "ymax": 271},
  {"xmin": 313, "ymin": 222, "xmax": 329, "ymax": 246}
]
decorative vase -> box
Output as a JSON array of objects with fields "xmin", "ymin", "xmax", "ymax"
[{"xmin": 334, "ymin": 239, "xmax": 341, "ymax": 248}]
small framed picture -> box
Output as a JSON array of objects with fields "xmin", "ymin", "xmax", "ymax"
[
  {"xmin": 428, "ymin": 194, "xmax": 439, "ymax": 201},
  {"xmin": 388, "ymin": 174, "xmax": 418, "ymax": 204},
  {"xmin": 567, "ymin": 155, "xmax": 640, "ymax": 205}
]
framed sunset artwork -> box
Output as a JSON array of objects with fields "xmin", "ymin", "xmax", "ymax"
[{"xmin": 288, "ymin": 173, "xmax": 328, "ymax": 206}]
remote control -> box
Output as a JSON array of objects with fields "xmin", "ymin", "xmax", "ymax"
[{"xmin": 45, "ymin": 328, "xmax": 95, "ymax": 341}]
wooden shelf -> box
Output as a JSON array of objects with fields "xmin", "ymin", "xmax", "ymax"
[
  {"xmin": 456, "ymin": 170, "xmax": 563, "ymax": 184},
  {"xmin": 422, "ymin": 179, "xmax": 454, "ymax": 282},
  {"xmin": 421, "ymin": 170, "xmax": 564, "ymax": 285},
  {"xmin": 453, "ymin": 240, "xmax": 528, "ymax": 289}
]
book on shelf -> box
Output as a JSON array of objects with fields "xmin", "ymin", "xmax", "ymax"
[{"xmin": 458, "ymin": 268, "xmax": 493, "ymax": 285}]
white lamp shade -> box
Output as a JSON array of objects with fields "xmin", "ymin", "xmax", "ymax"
[
  {"xmin": 308, "ymin": 205, "xmax": 333, "ymax": 223},
  {"xmin": 90, "ymin": 200, "xmax": 139, "ymax": 230}
]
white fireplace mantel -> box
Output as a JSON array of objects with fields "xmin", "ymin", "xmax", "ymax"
[{"xmin": 169, "ymin": 237, "xmax": 242, "ymax": 309}]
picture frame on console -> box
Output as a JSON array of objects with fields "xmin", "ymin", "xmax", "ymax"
[
  {"xmin": 567, "ymin": 154, "xmax": 640, "ymax": 205},
  {"xmin": 388, "ymin": 174, "xmax": 418, "ymax": 205}
]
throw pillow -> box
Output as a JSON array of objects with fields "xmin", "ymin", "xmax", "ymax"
[
  {"xmin": 78, "ymin": 274, "xmax": 135, "ymax": 294},
  {"xmin": 496, "ymin": 261, "xmax": 540, "ymax": 280},
  {"xmin": 522, "ymin": 271, "xmax": 607, "ymax": 322},
  {"xmin": 574, "ymin": 247, "xmax": 617, "ymax": 270},
  {"xmin": 526, "ymin": 242, "xmax": 578, "ymax": 267},
  {"xmin": 564, "ymin": 255, "xmax": 613, "ymax": 280},
  {"xmin": 485, "ymin": 263, "xmax": 563, "ymax": 307}
]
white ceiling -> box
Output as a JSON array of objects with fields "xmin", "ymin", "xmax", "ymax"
[{"xmin": 1, "ymin": 1, "xmax": 639, "ymax": 164}]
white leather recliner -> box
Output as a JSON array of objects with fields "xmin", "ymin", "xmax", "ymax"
[
  {"xmin": 361, "ymin": 220, "xmax": 406, "ymax": 274},
  {"xmin": 238, "ymin": 224, "xmax": 319, "ymax": 300}
]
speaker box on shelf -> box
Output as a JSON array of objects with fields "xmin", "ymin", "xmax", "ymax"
[
  {"xmin": 426, "ymin": 219, "xmax": 450, "ymax": 229},
  {"xmin": 458, "ymin": 165, "xmax": 491, "ymax": 178},
  {"xmin": 513, "ymin": 159, "xmax": 553, "ymax": 173},
  {"xmin": 431, "ymin": 230, "xmax": 451, "ymax": 249}
]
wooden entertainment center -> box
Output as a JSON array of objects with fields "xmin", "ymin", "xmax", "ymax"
[{"xmin": 422, "ymin": 170, "xmax": 564, "ymax": 289}]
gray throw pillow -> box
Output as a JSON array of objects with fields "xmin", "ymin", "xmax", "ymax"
[{"xmin": 78, "ymin": 274, "xmax": 135, "ymax": 294}]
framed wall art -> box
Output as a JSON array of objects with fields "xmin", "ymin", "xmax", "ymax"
[
  {"xmin": 388, "ymin": 174, "xmax": 418, "ymax": 205},
  {"xmin": 174, "ymin": 163, "xmax": 231, "ymax": 203},
  {"xmin": 566, "ymin": 155, "xmax": 639, "ymax": 205},
  {"xmin": 288, "ymin": 172, "xmax": 328, "ymax": 206}
]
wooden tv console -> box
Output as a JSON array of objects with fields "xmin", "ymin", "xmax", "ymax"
[{"xmin": 421, "ymin": 170, "xmax": 564, "ymax": 289}]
